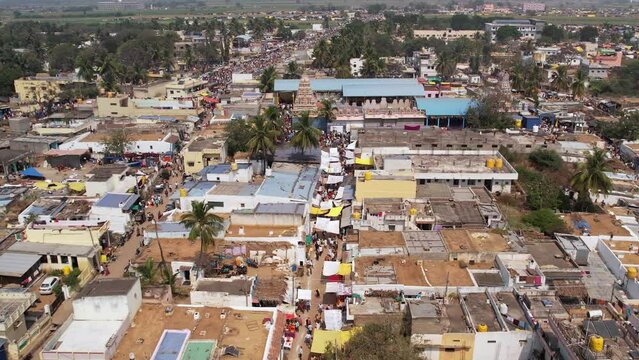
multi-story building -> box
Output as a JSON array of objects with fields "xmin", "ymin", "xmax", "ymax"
[
  {"xmin": 523, "ymin": 2, "xmax": 546, "ymax": 12},
  {"xmin": 13, "ymin": 73, "xmax": 75, "ymax": 103},
  {"xmin": 484, "ymin": 19, "xmax": 545, "ymax": 41},
  {"xmin": 413, "ymin": 28, "xmax": 484, "ymax": 42}
]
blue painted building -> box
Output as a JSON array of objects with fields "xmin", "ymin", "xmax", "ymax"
[{"xmin": 415, "ymin": 97, "xmax": 476, "ymax": 128}]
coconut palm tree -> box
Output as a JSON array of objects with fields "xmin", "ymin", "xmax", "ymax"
[
  {"xmin": 552, "ymin": 65, "xmax": 570, "ymax": 92},
  {"xmin": 317, "ymin": 99, "xmax": 335, "ymax": 122},
  {"xmin": 510, "ymin": 63, "xmax": 525, "ymax": 92},
  {"xmin": 136, "ymin": 258, "xmax": 158, "ymax": 286},
  {"xmin": 570, "ymin": 148, "xmax": 612, "ymax": 202},
  {"xmin": 98, "ymin": 55, "xmax": 121, "ymax": 92},
  {"xmin": 76, "ymin": 56, "xmax": 95, "ymax": 83},
  {"xmin": 284, "ymin": 61, "xmax": 302, "ymax": 79},
  {"xmin": 291, "ymin": 111, "xmax": 321, "ymax": 155},
  {"xmin": 180, "ymin": 201, "xmax": 224, "ymax": 266},
  {"xmin": 259, "ymin": 66, "xmax": 277, "ymax": 93},
  {"xmin": 262, "ymin": 106, "xmax": 284, "ymax": 138},
  {"xmin": 435, "ymin": 51, "xmax": 457, "ymax": 80},
  {"xmin": 247, "ymin": 115, "xmax": 278, "ymax": 174},
  {"xmin": 571, "ymin": 69, "xmax": 587, "ymax": 99}
]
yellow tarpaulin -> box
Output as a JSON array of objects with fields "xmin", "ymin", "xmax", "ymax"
[
  {"xmin": 67, "ymin": 182, "xmax": 86, "ymax": 192},
  {"xmin": 310, "ymin": 330, "xmax": 355, "ymax": 354},
  {"xmin": 310, "ymin": 207, "xmax": 329, "ymax": 215},
  {"xmin": 326, "ymin": 206, "xmax": 343, "ymax": 217},
  {"xmin": 575, "ymin": 46, "xmax": 584, "ymax": 53},
  {"xmin": 355, "ymin": 157, "xmax": 374, "ymax": 166},
  {"xmin": 337, "ymin": 263, "xmax": 352, "ymax": 276},
  {"xmin": 34, "ymin": 181, "xmax": 65, "ymax": 191}
]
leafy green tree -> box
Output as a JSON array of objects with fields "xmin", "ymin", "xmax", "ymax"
[
  {"xmin": 366, "ymin": 3, "xmax": 387, "ymax": 14},
  {"xmin": 102, "ymin": 129, "xmax": 130, "ymax": 157},
  {"xmin": 496, "ymin": 26, "xmax": 521, "ymax": 42},
  {"xmin": 599, "ymin": 113, "xmax": 639, "ymax": 141},
  {"xmin": 263, "ymin": 106, "xmax": 284, "ymax": 137},
  {"xmin": 49, "ymin": 43, "xmax": 78, "ymax": 73},
  {"xmin": 247, "ymin": 115, "xmax": 278, "ymax": 174},
  {"xmin": 325, "ymin": 323, "xmax": 418, "ymax": 360},
  {"xmin": 180, "ymin": 201, "xmax": 224, "ymax": 266},
  {"xmin": 523, "ymin": 209, "xmax": 567, "ymax": 235},
  {"xmin": 0, "ymin": 65, "xmax": 23, "ymax": 97},
  {"xmin": 224, "ymin": 118, "xmax": 251, "ymax": 156},
  {"xmin": 579, "ymin": 26, "xmax": 599, "ymax": 42},
  {"xmin": 98, "ymin": 55, "xmax": 122, "ymax": 92},
  {"xmin": 466, "ymin": 92, "xmax": 512, "ymax": 130},
  {"xmin": 516, "ymin": 166, "xmax": 569, "ymax": 211},
  {"xmin": 528, "ymin": 149, "xmax": 563, "ymax": 171},
  {"xmin": 541, "ymin": 24, "xmax": 565, "ymax": 43},
  {"xmin": 570, "ymin": 148, "xmax": 612, "ymax": 202},
  {"xmin": 291, "ymin": 111, "xmax": 321, "ymax": 155},
  {"xmin": 312, "ymin": 39, "xmax": 333, "ymax": 69},
  {"xmin": 259, "ymin": 66, "xmax": 277, "ymax": 93}
]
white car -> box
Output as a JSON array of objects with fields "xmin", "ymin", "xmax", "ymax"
[{"xmin": 39, "ymin": 276, "xmax": 60, "ymax": 295}]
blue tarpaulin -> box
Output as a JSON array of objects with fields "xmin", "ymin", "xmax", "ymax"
[{"xmin": 21, "ymin": 167, "xmax": 44, "ymax": 179}]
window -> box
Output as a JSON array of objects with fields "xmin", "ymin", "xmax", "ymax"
[
  {"xmin": 40, "ymin": 255, "xmax": 49, "ymax": 264},
  {"xmin": 461, "ymin": 144, "xmax": 468, "ymax": 148},
  {"xmin": 419, "ymin": 179, "xmax": 426, "ymax": 185},
  {"xmin": 453, "ymin": 179, "xmax": 459, "ymax": 186},
  {"xmin": 137, "ymin": 145, "xmax": 140, "ymax": 149},
  {"xmin": 487, "ymin": 340, "xmax": 497, "ymax": 343},
  {"xmin": 150, "ymin": 146, "xmax": 153, "ymax": 150},
  {"xmin": 50, "ymin": 256, "xmax": 59, "ymax": 264},
  {"xmin": 240, "ymin": 203, "xmax": 245, "ymax": 208},
  {"xmin": 446, "ymin": 144, "xmax": 453, "ymax": 148},
  {"xmin": 187, "ymin": 162, "xmax": 195, "ymax": 167},
  {"xmin": 61, "ymin": 256, "xmax": 69, "ymax": 264},
  {"xmin": 208, "ymin": 201, "xmax": 224, "ymax": 208},
  {"xmin": 415, "ymin": 144, "xmax": 422, "ymax": 148},
  {"xmin": 388, "ymin": 225, "xmax": 396, "ymax": 231},
  {"xmin": 507, "ymin": 144, "xmax": 513, "ymax": 148},
  {"xmin": 468, "ymin": 179, "xmax": 476, "ymax": 186},
  {"xmin": 432, "ymin": 144, "xmax": 438, "ymax": 148},
  {"xmin": 477, "ymin": 144, "xmax": 483, "ymax": 148},
  {"xmin": 525, "ymin": 144, "xmax": 532, "ymax": 148}
]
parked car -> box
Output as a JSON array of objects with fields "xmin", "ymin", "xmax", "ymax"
[
  {"xmin": 165, "ymin": 203, "xmax": 176, "ymax": 211},
  {"xmin": 39, "ymin": 276, "xmax": 60, "ymax": 295},
  {"xmin": 154, "ymin": 184, "xmax": 165, "ymax": 193}
]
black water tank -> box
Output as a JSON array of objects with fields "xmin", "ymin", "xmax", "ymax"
[{"xmin": 0, "ymin": 337, "xmax": 7, "ymax": 360}]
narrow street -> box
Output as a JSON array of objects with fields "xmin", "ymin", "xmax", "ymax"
[{"xmin": 101, "ymin": 164, "xmax": 184, "ymax": 278}]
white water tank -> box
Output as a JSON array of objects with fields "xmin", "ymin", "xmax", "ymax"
[{"xmin": 499, "ymin": 303, "xmax": 508, "ymax": 316}]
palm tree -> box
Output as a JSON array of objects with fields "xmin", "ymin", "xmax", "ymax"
[
  {"xmin": 570, "ymin": 148, "xmax": 612, "ymax": 202},
  {"xmin": 259, "ymin": 66, "xmax": 277, "ymax": 93},
  {"xmin": 435, "ymin": 51, "xmax": 457, "ymax": 80},
  {"xmin": 76, "ymin": 56, "xmax": 95, "ymax": 83},
  {"xmin": 247, "ymin": 115, "xmax": 278, "ymax": 174},
  {"xmin": 98, "ymin": 55, "xmax": 121, "ymax": 92},
  {"xmin": 317, "ymin": 99, "xmax": 335, "ymax": 122},
  {"xmin": 136, "ymin": 258, "xmax": 157, "ymax": 286},
  {"xmin": 511, "ymin": 63, "xmax": 525, "ymax": 92},
  {"xmin": 180, "ymin": 201, "xmax": 224, "ymax": 266},
  {"xmin": 571, "ymin": 69, "xmax": 587, "ymax": 99},
  {"xmin": 262, "ymin": 106, "xmax": 284, "ymax": 137},
  {"xmin": 291, "ymin": 111, "xmax": 321, "ymax": 155},
  {"xmin": 284, "ymin": 61, "xmax": 302, "ymax": 79},
  {"xmin": 552, "ymin": 65, "xmax": 570, "ymax": 92}
]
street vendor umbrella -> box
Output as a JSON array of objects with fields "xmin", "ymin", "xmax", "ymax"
[{"xmin": 21, "ymin": 167, "xmax": 45, "ymax": 179}]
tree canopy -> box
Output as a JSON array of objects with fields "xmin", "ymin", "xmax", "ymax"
[
  {"xmin": 598, "ymin": 113, "xmax": 639, "ymax": 141},
  {"xmin": 528, "ymin": 149, "xmax": 563, "ymax": 171},
  {"xmin": 101, "ymin": 129, "xmax": 130, "ymax": 157},
  {"xmin": 496, "ymin": 26, "xmax": 521, "ymax": 42},
  {"xmin": 523, "ymin": 209, "xmax": 567, "ymax": 235},
  {"xmin": 465, "ymin": 92, "xmax": 512, "ymax": 130},
  {"xmin": 579, "ymin": 26, "xmax": 599, "ymax": 42},
  {"xmin": 325, "ymin": 323, "xmax": 419, "ymax": 360}
]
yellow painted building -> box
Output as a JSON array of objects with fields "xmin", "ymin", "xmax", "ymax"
[
  {"xmin": 14, "ymin": 74, "xmax": 73, "ymax": 103},
  {"xmin": 440, "ymin": 333, "xmax": 475, "ymax": 360},
  {"xmin": 355, "ymin": 179, "xmax": 417, "ymax": 201},
  {"xmin": 183, "ymin": 137, "xmax": 227, "ymax": 175},
  {"xmin": 96, "ymin": 95, "xmax": 201, "ymax": 119},
  {"xmin": 24, "ymin": 221, "xmax": 108, "ymax": 247}
]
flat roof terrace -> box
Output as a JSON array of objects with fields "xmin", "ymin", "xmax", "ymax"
[
  {"xmin": 113, "ymin": 304, "xmax": 269, "ymax": 360},
  {"xmin": 354, "ymin": 256, "xmax": 427, "ymax": 286},
  {"xmin": 405, "ymin": 154, "xmax": 516, "ymax": 174},
  {"xmin": 526, "ymin": 242, "xmax": 577, "ymax": 270},
  {"xmin": 440, "ymin": 229, "xmax": 510, "ymax": 253},
  {"xmin": 464, "ymin": 293, "xmax": 500, "ymax": 332},
  {"xmin": 565, "ymin": 213, "xmax": 630, "ymax": 237}
]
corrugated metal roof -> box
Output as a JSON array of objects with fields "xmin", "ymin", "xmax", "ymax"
[
  {"xmin": 94, "ymin": 193, "xmax": 139, "ymax": 210},
  {"xmin": 255, "ymin": 203, "xmax": 305, "ymax": 216},
  {"xmin": 258, "ymin": 164, "xmax": 318, "ymax": 200},
  {"xmin": 342, "ymin": 84, "xmax": 424, "ymax": 98},
  {"xmin": 415, "ymin": 97, "xmax": 475, "ymax": 116},
  {"xmin": 8, "ymin": 242, "xmax": 96, "ymax": 257},
  {"xmin": 0, "ymin": 253, "xmax": 40, "ymax": 277},
  {"xmin": 274, "ymin": 78, "xmax": 420, "ymax": 93}
]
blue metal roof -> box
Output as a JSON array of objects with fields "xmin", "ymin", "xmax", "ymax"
[
  {"xmin": 138, "ymin": 115, "xmax": 177, "ymax": 122},
  {"xmin": 155, "ymin": 222, "xmax": 189, "ymax": 233},
  {"xmin": 342, "ymin": 84, "xmax": 424, "ymax": 98},
  {"xmin": 187, "ymin": 181, "xmax": 217, "ymax": 197},
  {"xmin": 258, "ymin": 165, "xmax": 318, "ymax": 200},
  {"xmin": 274, "ymin": 78, "xmax": 420, "ymax": 93},
  {"xmin": 415, "ymin": 98, "xmax": 476, "ymax": 117},
  {"xmin": 94, "ymin": 193, "xmax": 140, "ymax": 210},
  {"xmin": 199, "ymin": 163, "xmax": 251, "ymax": 176}
]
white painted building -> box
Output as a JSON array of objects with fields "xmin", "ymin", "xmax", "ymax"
[
  {"xmin": 190, "ymin": 277, "xmax": 255, "ymax": 307},
  {"xmin": 88, "ymin": 193, "xmax": 140, "ymax": 234},
  {"xmin": 40, "ymin": 278, "xmax": 141, "ymax": 360},
  {"xmin": 85, "ymin": 165, "xmax": 138, "ymax": 197},
  {"xmin": 350, "ymin": 58, "xmax": 365, "ymax": 77},
  {"xmin": 413, "ymin": 28, "xmax": 483, "ymax": 42},
  {"xmin": 485, "ymin": 19, "xmax": 545, "ymax": 41},
  {"xmin": 59, "ymin": 131, "xmax": 178, "ymax": 156}
]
